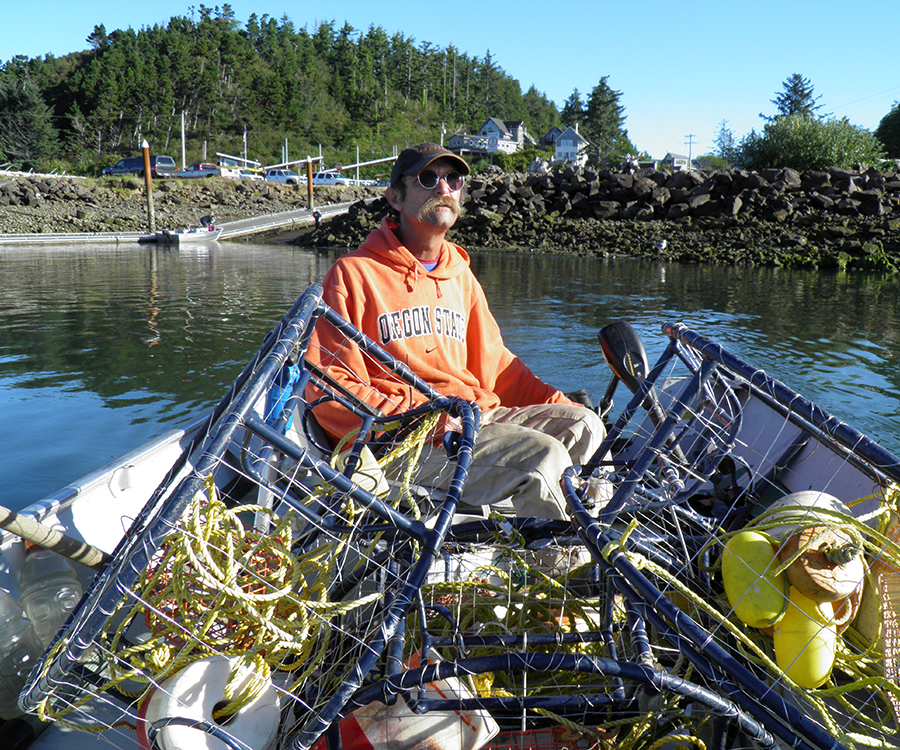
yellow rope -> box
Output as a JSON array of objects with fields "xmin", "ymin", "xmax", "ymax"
[
  {"xmin": 372, "ymin": 411, "xmax": 441, "ymax": 518},
  {"xmin": 35, "ymin": 413, "xmax": 448, "ymax": 732},
  {"xmin": 35, "ymin": 487, "xmax": 375, "ymax": 727}
]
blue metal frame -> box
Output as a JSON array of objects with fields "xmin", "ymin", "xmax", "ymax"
[
  {"xmin": 560, "ymin": 322, "xmax": 900, "ymax": 750},
  {"xmin": 20, "ymin": 285, "xmax": 479, "ymax": 750}
]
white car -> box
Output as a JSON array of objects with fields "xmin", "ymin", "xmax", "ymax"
[
  {"xmin": 265, "ymin": 169, "xmax": 301, "ymax": 185},
  {"xmin": 239, "ymin": 169, "xmax": 264, "ymax": 182},
  {"xmin": 312, "ymin": 171, "xmax": 349, "ymax": 186}
]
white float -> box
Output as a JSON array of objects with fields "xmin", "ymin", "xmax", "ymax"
[{"xmin": 138, "ymin": 655, "xmax": 280, "ymax": 750}]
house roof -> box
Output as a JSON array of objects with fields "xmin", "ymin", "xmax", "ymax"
[
  {"xmin": 556, "ymin": 126, "xmax": 588, "ymax": 145},
  {"xmin": 481, "ymin": 117, "xmax": 510, "ymax": 135},
  {"xmin": 539, "ymin": 126, "xmax": 563, "ymax": 145}
]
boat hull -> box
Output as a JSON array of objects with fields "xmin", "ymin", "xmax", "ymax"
[{"xmin": 154, "ymin": 228, "xmax": 222, "ymax": 245}]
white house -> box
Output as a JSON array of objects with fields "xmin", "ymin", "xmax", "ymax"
[
  {"xmin": 447, "ymin": 117, "xmax": 535, "ymax": 156},
  {"xmin": 554, "ymin": 125, "xmax": 589, "ymax": 166},
  {"xmin": 661, "ymin": 153, "xmax": 690, "ymax": 171},
  {"xmin": 477, "ymin": 118, "xmax": 535, "ymax": 149}
]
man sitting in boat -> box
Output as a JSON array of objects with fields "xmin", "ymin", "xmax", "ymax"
[{"xmin": 306, "ymin": 143, "xmax": 605, "ymax": 519}]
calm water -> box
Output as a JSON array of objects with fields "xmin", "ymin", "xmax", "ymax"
[{"xmin": 2, "ymin": 241, "xmax": 900, "ymax": 509}]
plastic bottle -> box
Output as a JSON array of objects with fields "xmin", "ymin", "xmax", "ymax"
[
  {"xmin": 0, "ymin": 588, "xmax": 43, "ymax": 719},
  {"xmin": 17, "ymin": 545, "xmax": 83, "ymax": 648}
]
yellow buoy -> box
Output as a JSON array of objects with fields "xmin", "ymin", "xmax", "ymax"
[
  {"xmin": 722, "ymin": 530, "xmax": 789, "ymax": 628},
  {"xmin": 773, "ymin": 587, "xmax": 836, "ymax": 689}
]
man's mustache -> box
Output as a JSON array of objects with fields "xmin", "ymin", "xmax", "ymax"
[{"xmin": 418, "ymin": 196, "xmax": 464, "ymax": 218}]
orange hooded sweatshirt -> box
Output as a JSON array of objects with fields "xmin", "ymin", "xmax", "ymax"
[{"xmin": 306, "ymin": 218, "xmax": 570, "ymax": 442}]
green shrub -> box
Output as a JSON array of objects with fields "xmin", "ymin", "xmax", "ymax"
[
  {"xmin": 493, "ymin": 147, "xmax": 553, "ymax": 173},
  {"xmin": 467, "ymin": 157, "xmax": 493, "ymax": 175},
  {"xmin": 737, "ymin": 114, "xmax": 884, "ymax": 171}
]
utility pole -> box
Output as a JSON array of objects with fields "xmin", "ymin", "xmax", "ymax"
[{"xmin": 684, "ymin": 134, "xmax": 695, "ymax": 171}]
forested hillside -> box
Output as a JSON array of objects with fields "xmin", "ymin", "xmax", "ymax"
[{"xmin": 0, "ymin": 4, "xmax": 566, "ymax": 175}]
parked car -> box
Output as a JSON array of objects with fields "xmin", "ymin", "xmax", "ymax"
[
  {"xmin": 312, "ymin": 170, "xmax": 349, "ymax": 186},
  {"xmin": 265, "ymin": 169, "xmax": 300, "ymax": 185},
  {"xmin": 178, "ymin": 163, "xmax": 221, "ymax": 178},
  {"xmin": 239, "ymin": 169, "xmax": 264, "ymax": 182},
  {"xmin": 102, "ymin": 155, "xmax": 177, "ymax": 178}
]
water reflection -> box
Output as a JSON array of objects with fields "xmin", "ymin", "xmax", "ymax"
[
  {"xmin": 145, "ymin": 249, "xmax": 162, "ymax": 346},
  {"xmin": 1, "ymin": 243, "xmax": 898, "ymax": 508},
  {"xmin": 471, "ymin": 255, "xmax": 900, "ymax": 452}
]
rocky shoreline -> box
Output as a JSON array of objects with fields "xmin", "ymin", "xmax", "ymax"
[
  {"xmin": 4, "ymin": 166, "xmax": 900, "ymax": 272},
  {"xmin": 296, "ymin": 164, "xmax": 900, "ymax": 272}
]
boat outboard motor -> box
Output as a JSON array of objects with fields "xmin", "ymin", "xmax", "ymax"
[
  {"xmin": 598, "ymin": 321, "xmax": 685, "ymax": 463},
  {"xmin": 597, "ymin": 320, "xmax": 651, "ymax": 417}
]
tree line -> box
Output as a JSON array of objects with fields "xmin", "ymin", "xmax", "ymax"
[
  {"xmin": 0, "ymin": 4, "xmax": 635, "ymax": 176},
  {"xmin": 713, "ymin": 74, "xmax": 900, "ymax": 172},
  {"xmin": 5, "ymin": 9, "xmax": 896, "ymax": 177}
]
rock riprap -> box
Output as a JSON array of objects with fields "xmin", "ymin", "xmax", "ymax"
[{"xmin": 296, "ymin": 165, "xmax": 900, "ymax": 271}]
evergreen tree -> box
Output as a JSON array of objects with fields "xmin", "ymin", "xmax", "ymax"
[
  {"xmin": 0, "ymin": 60, "xmax": 59, "ymax": 168},
  {"xmin": 763, "ymin": 73, "xmax": 828, "ymax": 121},
  {"xmin": 875, "ymin": 101, "xmax": 900, "ymax": 158},
  {"xmin": 714, "ymin": 119, "xmax": 738, "ymax": 165},
  {"xmin": 561, "ymin": 89, "xmax": 585, "ymax": 128},
  {"xmin": 522, "ymin": 85, "xmax": 560, "ymax": 142},
  {"xmin": 582, "ymin": 76, "xmax": 626, "ymax": 156},
  {"xmin": 86, "ymin": 24, "xmax": 109, "ymax": 51}
]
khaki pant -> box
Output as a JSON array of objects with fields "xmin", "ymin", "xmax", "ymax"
[{"xmin": 417, "ymin": 403, "xmax": 606, "ymax": 519}]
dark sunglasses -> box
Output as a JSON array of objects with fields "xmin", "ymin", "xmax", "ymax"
[{"xmin": 412, "ymin": 169, "xmax": 465, "ymax": 191}]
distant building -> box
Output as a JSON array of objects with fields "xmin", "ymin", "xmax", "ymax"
[
  {"xmin": 539, "ymin": 126, "xmax": 564, "ymax": 150},
  {"xmin": 553, "ymin": 125, "xmax": 589, "ymax": 167},
  {"xmin": 447, "ymin": 117, "xmax": 535, "ymax": 156},
  {"xmin": 662, "ymin": 152, "xmax": 691, "ymax": 171}
]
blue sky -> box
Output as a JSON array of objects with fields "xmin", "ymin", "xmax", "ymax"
[{"xmin": 5, "ymin": 1, "xmax": 900, "ymax": 159}]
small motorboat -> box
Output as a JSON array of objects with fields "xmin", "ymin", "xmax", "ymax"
[
  {"xmin": 155, "ymin": 227, "xmax": 222, "ymax": 245},
  {"xmin": 4, "ymin": 283, "xmax": 899, "ymax": 750}
]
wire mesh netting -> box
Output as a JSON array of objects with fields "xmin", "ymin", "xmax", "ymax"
[
  {"xmin": 15, "ymin": 296, "xmax": 900, "ymax": 750},
  {"xmin": 560, "ymin": 322, "xmax": 900, "ymax": 750},
  {"xmin": 19, "ymin": 285, "xmax": 480, "ymax": 750}
]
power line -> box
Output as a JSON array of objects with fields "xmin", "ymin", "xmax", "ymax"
[{"xmin": 829, "ymin": 85, "xmax": 900, "ymax": 116}]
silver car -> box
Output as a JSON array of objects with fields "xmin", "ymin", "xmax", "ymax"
[{"xmin": 265, "ymin": 169, "xmax": 300, "ymax": 185}]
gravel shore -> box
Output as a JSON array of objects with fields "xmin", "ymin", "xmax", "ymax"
[{"xmin": 0, "ymin": 173, "xmax": 378, "ymax": 235}]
